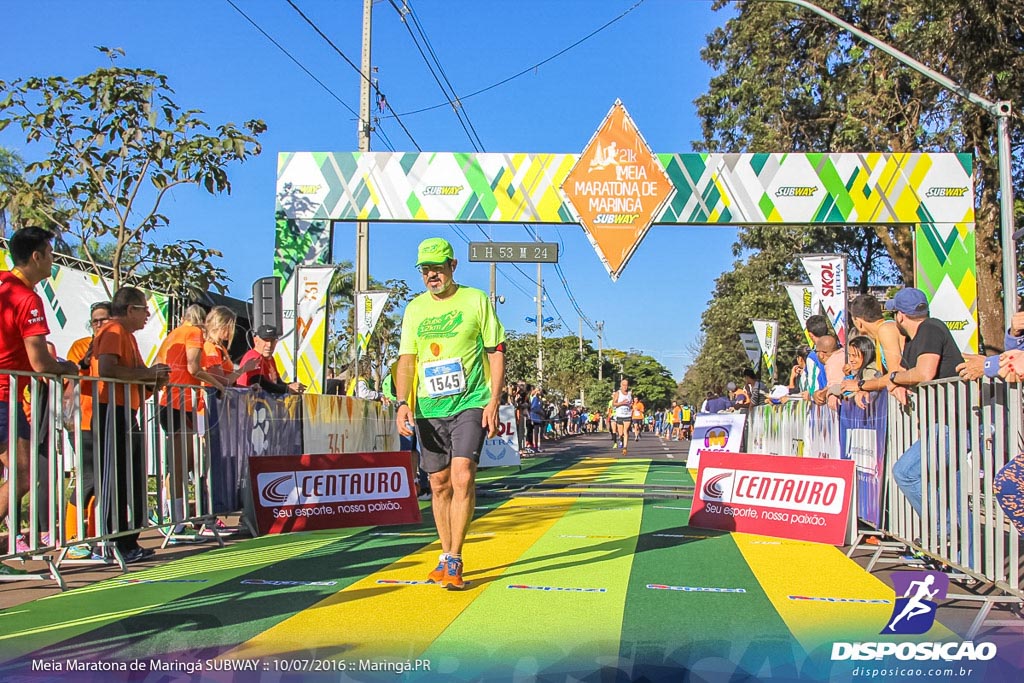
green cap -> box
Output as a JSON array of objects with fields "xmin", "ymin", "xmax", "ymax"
[{"xmin": 416, "ymin": 237, "xmax": 455, "ymax": 266}]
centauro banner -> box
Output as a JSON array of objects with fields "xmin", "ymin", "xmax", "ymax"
[
  {"xmin": 800, "ymin": 255, "xmax": 847, "ymax": 346},
  {"xmin": 690, "ymin": 451, "xmax": 855, "ymax": 545},
  {"xmin": 0, "ymin": 248, "xmax": 168, "ymax": 364},
  {"xmin": 248, "ymin": 451, "xmax": 420, "ymax": 535}
]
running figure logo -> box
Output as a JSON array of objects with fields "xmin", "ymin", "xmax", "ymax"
[{"xmin": 881, "ymin": 570, "xmax": 949, "ymax": 635}]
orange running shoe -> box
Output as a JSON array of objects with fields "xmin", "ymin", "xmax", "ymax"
[
  {"xmin": 441, "ymin": 556, "xmax": 465, "ymax": 590},
  {"xmin": 427, "ymin": 554, "xmax": 448, "ymax": 583}
]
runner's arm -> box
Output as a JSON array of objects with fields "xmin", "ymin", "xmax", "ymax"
[{"xmin": 394, "ymin": 354, "xmax": 416, "ymax": 437}]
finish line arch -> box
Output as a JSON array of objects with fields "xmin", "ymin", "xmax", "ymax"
[{"xmin": 274, "ymin": 148, "xmax": 976, "ymax": 392}]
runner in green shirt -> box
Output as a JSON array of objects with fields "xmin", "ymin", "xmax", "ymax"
[{"xmin": 394, "ymin": 237, "xmax": 506, "ymax": 590}]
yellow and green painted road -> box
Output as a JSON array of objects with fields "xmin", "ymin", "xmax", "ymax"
[{"xmin": 0, "ymin": 456, "xmax": 994, "ymax": 682}]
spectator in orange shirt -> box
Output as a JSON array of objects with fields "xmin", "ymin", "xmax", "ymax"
[
  {"xmin": 201, "ymin": 306, "xmax": 258, "ymax": 389},
  {"xmin": 91, "ymin": 287, "xmax": 169, "ymax": 564},
  {"xmin": 156, "ymin": 304, "xmax": 225, "ymax": 538}
]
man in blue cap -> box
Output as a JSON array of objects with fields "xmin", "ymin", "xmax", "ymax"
[{"xmin": 884, "ymin": 287, "xmax": 964, "ymax": 516}]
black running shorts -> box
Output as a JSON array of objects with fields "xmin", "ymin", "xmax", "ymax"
[{"xmin": 415, "ymin": 408, "xmax": 486, "ymax": 473}]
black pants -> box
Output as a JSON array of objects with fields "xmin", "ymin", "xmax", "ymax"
[{"xmin": 96, "ymin": 403, "xmax": 146, "ymax": 551}]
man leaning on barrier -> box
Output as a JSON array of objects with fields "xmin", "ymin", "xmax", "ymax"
[
  {"xmin": 236, "ymin": 325, "xmax": 304, "ymax": 394},
  {"xmin": 884, "ymin": 287, "xmax": 964, "ymax": 516},
  {"xmin": 0, "ymin": 227, "xmax": 78, "ymax": 569},
  {"xmin": 993, "ymin": 350, "xmax": 1024, "ymax": 535}
]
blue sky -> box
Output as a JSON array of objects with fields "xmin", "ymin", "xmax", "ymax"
[{"xmin": 3, "ymin": 0, "xmax": 738, "ymax": 380}]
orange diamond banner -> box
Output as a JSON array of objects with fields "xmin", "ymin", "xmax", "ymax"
[{"xmin": 560, "ymin": 100, "xmax": 675, "ymax": 281}]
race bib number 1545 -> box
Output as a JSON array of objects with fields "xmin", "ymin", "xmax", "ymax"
[{"xmin": 422, "ymin": 358, "xmax": 466, "ymax": 398}]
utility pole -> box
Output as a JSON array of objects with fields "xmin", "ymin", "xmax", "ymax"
[
  {"xmin": 578, "ymin": 317, "xmax": 585, "ymax": 407},
  {"xmin": 355, "ymin": 0, "xmax": 372, "ymax": 293},
  {"xmin": 536, "ymin": 263, "xmax": 543, "ymax": 386},
  {"xmin": 596, "ymin": 321, "xmax": 604, "ymax": 381},
  {"xmin": 490, "ymin": 262, "xmax": 497, "ymax": 308},
  {"xmin": 578, "ymin": 318, "xmax": 583, "ymax": 359}
]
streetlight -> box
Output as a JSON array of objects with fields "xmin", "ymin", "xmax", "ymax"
[{"xmin": 766, "ymin": 0, "xmax": 1016, "ymax": 322}]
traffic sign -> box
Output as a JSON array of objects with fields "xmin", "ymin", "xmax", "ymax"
[{"xmin": 468, "ymin": 242, "xmax": 559, "ymax": 263}]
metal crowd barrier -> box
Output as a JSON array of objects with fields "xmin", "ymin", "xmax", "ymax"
[
  {"xmin": 1, "ymin": 369, "xmax": 400, "ymax": 589},
  {"xmin": 746, "ymin": 377, "xmax": 1024, "ymax": 636},
  {"xmin": 884, "ymin": 377, "xmax": 1023, "ymax": 635},
  {"xmin": 2, "ymin": 370, "xmax": 226, "ymax": 587}
]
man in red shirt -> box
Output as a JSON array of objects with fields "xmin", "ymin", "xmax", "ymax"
[
  {"xmin": 236, "ymin": 325, "xmax": 303, "ymax": 394},
  {"xmin": 0, "ymin": 227, "xmax": 78, "ymax": 557}
]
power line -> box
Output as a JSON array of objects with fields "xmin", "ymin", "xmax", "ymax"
[
  {"xmin": 390, "ymin": 0, "xmax": 572, "ymax": 321},
  {"xmin": 388, "ymin": 0, "xmax": 648, "ymax": 118},
  {"xmin": 224, "ymin": 0, "xmax": 358, "ymax": 119},
  {"xmin": 394, "ymin": 1, "xmax": 587, "ymax": 333},
  {"xmin": 285, "ymin": 0, "xmax": 422, "ymax": 150},
  {"xmin": 225, "ymin": 0, "xmax": 399, "ymax": 151}
]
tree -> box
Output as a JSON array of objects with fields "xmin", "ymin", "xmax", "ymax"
[
  {"xmin": 682, "ymin": 226, "xmax": 817, "ymax": 400},
  {"xmin": 620, "ymin": 352, "xmax": 678, "ymax": 410},
  {"xmin": 697, "ymin": 0, "xmax": 1024, "ymax": 350},
  {"xmin": 0, "ymin": 47, "xmax": 266, "ymax": 298},
  {"xmin": 0, "ymin": 146, "xmax": 23, "ymax": 234}
]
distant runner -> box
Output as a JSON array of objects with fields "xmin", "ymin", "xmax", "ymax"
[
  {"xmin": 631, "ymin": 396, "xmax": 645, "ymax": 442},
  {"xmin": 611, "ymin": 378, "xmax": 634, "ymax": 455}
]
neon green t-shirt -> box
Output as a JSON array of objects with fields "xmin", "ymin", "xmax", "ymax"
[{"xmin": 398, "ymin": 285, "xmax": 505, "ymax": 419}]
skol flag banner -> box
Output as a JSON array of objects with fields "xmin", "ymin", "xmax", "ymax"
[
  {"xmin": 739, "ymin": 332, "xmax": 761, "ymax": 371},
  {"xmin": 356, "ymin": 290, "xmax": 391, "ymax": 352},
  {"xmin": 293, "ymin": 265, "xmax": 334, "ymax": 394},
  {"xmin": 784, "ymin": 282, "xmax": 820, "ymax": 345},
  {"xmin": 0, "ymin": 247, "xmax": 167, "ymax": 364},
  {"xmin": 752, "ymin": 320, "xmax": 778, "ymax": 382},
  {"xmin": 800, "ymin": 255, "xmax": 847, "ymax": 346},
  {"xmin": 480, "ymin": 404, "xmax": 521, "ymax": 467}
]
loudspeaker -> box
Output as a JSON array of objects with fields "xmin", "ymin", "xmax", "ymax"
[{"xmin": 251, "ymin": 276, "xmax": 282, "ymax": 333}]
